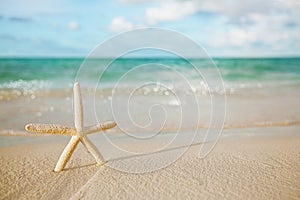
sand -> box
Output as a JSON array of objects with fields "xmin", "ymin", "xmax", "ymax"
[{"xmin": 0, "ymin": 135, "xmax": 300, "ymax": 200}]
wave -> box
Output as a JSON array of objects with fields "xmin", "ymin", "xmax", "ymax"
[{"xmin": 0, "ymin": 79, "xmax": 52, "ymax": 90}]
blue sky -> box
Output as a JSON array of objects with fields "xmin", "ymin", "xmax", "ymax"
[{"xmin": 0, "ymin": 0, "xmax": 299, "ymax": 57}]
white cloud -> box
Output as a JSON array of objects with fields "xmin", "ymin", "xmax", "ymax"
[
  {"xmin": 112, "ymin": 0, "xmax": 300, "ymax": 55},
  {"xmin": 274, "ymin": 0, "xmax": 300, "ymax": 8},
  {"xmin": 207, "ymin": 11, "xmax": 300, "ymax": 51},
  {"xmin": 142, "ymin": 0, "xmax": 300, "ymax": 25},
  {"xmin": 209, "ymin": 28, "xmax": 257, "ymax": 47},
  {"xmin": 146, "ymin": 1, "xmax": 197, "ymax": 25},
  {"xmin": 199, "ymin": 0, "xmax": 273, "ymax": 17},
  {"xmin": 109, "ymin": 17, "xmax": 134, "ymax": 32},
  {"xmin": 68, "ymin": 21, "xmax": 79, "ymax": 30}
]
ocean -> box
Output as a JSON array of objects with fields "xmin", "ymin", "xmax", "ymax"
[{"xmin": 0, "ymin": 57, "xmax": 300, "ymax": 138}]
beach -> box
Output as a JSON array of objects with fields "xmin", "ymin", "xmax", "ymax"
[
  {"xmin": 1, "ymin": 0, "xmax": 300, "ymax": 198},
  {"xmin": 1, "ymin": 58, "xmax": 300, "ymax": 199},
  {"xmin": 0, "ymin": 133, "xmax": 299, "ymax": 199}
]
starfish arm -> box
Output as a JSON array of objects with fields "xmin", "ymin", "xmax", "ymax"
[
  {"xmin": 84, "ymin": 121, "xmax": 117, "ymax": 135},
  {"xmin": 80, "ymin": 136, "xmax": 105, "ymax": 164},
  {"xmin": 25, "ymin": 123, "xmax": 76, "ymax": 135},
  {"xmin": 74, "ymin": 82, "xmax": 84, "ymax": 135},
  {"xmin": 54, "ymin": 136, "xmax": 80, "ymax": 172}
]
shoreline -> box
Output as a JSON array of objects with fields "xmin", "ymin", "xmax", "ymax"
[
  {"xmin": 0, "ymin": 133, "xmax": 299, "ymax": 199},
  {"xmin": 1, "ymin": 125, "xmax": 300, "ymax": 146}
]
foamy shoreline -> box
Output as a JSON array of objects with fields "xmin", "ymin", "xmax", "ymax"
[{"xmin": 0, "ymin": 133, "xmax": 299, "ymax": 199}]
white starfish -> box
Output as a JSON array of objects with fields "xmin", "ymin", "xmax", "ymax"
[{"xmin": 25, "ymin": 82, "xmax": 116, "ymax": 172}]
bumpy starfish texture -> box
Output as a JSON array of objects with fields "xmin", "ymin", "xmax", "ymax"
[{"xmin": 25, "ymin": 82, "xmax": 116, "ymax": 172}]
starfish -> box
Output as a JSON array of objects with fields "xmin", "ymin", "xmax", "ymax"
[{"xmin": 25, "ymin": 82, "xmax": 116, "ymax": 172}]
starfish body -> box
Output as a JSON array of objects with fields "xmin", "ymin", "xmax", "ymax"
[{"xmin": 25, "ymin": 82, "xmax": 116, "ymax": 172}]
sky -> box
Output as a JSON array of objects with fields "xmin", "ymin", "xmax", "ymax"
[{"xmin": 0, "ymin": 0, "xmax": 300, "ymax": 57}]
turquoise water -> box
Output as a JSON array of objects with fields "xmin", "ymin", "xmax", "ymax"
[
  {"xmin": 0, "ymin": 57, "xmax": 300, "ymax": 134},
  {"xmin": 0, "ymin": 57, "xmax": 299, "ymax": 92}
]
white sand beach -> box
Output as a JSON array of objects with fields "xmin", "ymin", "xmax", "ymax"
[{"xmin": 1, "ymin": 134, "xmax": 299, "ymax": 200}]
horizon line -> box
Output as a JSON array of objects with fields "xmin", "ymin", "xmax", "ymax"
[{"xmin": 1, "ymin": 55, "xmax": 300, "ymax": 59}]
